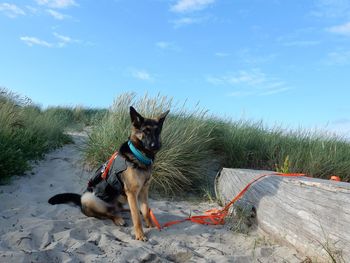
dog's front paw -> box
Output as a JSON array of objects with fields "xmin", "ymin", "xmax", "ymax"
[{"xmin": 135, "ymin": 232, "xmax": 148, "ymax": 242}]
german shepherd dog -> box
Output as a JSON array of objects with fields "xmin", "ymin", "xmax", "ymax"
[{"xmin": 48, "ymin": 106, "xmax": 169, "ymax": 241}]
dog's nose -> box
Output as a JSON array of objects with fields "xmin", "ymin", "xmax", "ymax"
[{"xmin": 150, "ymin": 142, "xmax": 159, "ymax": 150}]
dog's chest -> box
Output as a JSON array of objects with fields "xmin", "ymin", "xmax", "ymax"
[{"xmin": 122, "ymin": 166, "xmax": 152, "ymax": 192}]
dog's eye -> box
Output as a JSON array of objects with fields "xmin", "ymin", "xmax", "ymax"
[{"xmin": 143, "ymin": 128, "xmax": 151, "ymax": 134}]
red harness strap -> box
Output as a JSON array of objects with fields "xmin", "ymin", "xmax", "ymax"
[
  {"xmin": 150, "ymin": 172, "xmax": 305, "ymax": 230},
  {"xmin": 101, "ymin": 151, "xmax": 119, "ymax": 180}
]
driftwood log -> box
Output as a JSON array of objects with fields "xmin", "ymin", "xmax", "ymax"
[{"xmin": 215, "ymin": 168, "xmax": 350, "ymax": 262}]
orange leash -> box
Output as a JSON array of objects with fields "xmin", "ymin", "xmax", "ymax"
[
  {"xmin": 150, "ymin": 172, "xmax": 305, "ymax": 230},
  {"xmin": 101, "ymin": 151, "xmax": 119, "ymax": 180}
]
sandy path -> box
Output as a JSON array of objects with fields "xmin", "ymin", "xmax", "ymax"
[{"xmin": 0, "ymin": 132, "xmax": 306, "ymax": 263}]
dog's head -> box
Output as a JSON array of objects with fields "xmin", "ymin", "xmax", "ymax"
[{"xmin": 129, "ymin": 106, "xmax": 169, "ymax": 153}]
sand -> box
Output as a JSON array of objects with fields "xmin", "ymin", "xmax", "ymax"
[{"xmin": 0, "ymin": 132, "xmax": 307, "ymax": 263}]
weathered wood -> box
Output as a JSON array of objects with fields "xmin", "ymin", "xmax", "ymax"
[{"xmin": 215, "ymin": 168, "xmax": 350, "ymax": 262}]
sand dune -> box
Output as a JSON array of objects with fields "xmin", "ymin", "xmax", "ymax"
[{"xmin": 0, "ymin": 132, "xmax": 306, "ymax": 262}]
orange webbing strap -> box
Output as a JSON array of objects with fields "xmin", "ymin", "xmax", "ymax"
[
  {"xmin": 101, "ymin": 151, "xmax": 119, "ymax": 180},
  {"xmin": 150, "ymin": 172, "xmax": 305, "ymax": 231},
  {"xmin": 221, "ymin": 172, "xmax": 305, "ymax": 212},
  {"xmin": 149, "ymin": 209, "xmax": 162, "ymax": 230}
]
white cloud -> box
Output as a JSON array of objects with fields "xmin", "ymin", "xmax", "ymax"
[
  {"xmin": 47, "ymin": 9, "xmax": 69, "ymax": 19},
  {"xmin": 35, "ymin": 0, "xmax": 77, "ymax": 9},
  {"xmin": 277, "ymin": 29, "xmax": 321, "ymax": 48},
  {"xmin": 53, "ymin": 32, "xmax": 77, "ymax": 47},
  {"xmin": 20, "ymin": 33, "xmax": 78, "ymax": 48},
  {"xmin": 207, "ymin": 69, "xmax": 290, "ymax": 96},
  {"xmin": 20, "ymin": 36, "xmax": 53, "ymax": 47},
  {"xmin": 53, "ymin": 32, "xmax": 71, "ymax": 42},
  {"xmin": 171, "ymin": 0, "xmax": 215, "ymax": 13},
  {"xmin": 0, "ymin": 3, "xmax": 25, "ymax": 18},
  {"xmin": 155, "ymin": 41, "xmax": 180, "ymax": 51},
  {"xmin": 327, "ymin": 22, "xmax": 350, "ymax": 36},
  {"xmin": 130, "ymin": 69, "xmax": 154, "ymax": 81},
  {"xmin": 208, "ymin": 69, "xmax": 266, "ymax": 86},
  {"xmin": 25, "ymin": 5, "xmax": 39, "ymax": 14},
  {"xmin": 171, "ymin": 16, "xmax": 206, "ymax": 28},
  {"xmin": 326, "ymin": 50, "xmax": 350, "ymax": 65}
]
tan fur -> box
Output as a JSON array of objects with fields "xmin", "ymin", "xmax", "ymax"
[
  {"xmin": 122, "ymin": 166, "xmax": 153, "ymax": 241},
  {"xmin": 81, "ymin": 192, "xmax": 126, "ymax": 226}
]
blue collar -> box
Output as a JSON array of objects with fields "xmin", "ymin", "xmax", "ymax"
[{"xmin": 128, "ymin": 140, "xmax": 153, "ymax": 166}]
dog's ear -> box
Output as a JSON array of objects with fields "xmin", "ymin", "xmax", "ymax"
[
  {"xmin": 157, "ymin": 110, "xmax": 170, "ymax": 125},
  {"xmin": 130, "ymin": 106, "xmax": 144, "ymax": 128}
]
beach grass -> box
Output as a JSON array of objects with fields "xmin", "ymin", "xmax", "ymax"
[
  {"xmin": 84, "ymin": 92, "xmax": 350, "ymax": 195},
  {"xmin": 0, "ymin": 88, "xmax": 105, "ymax": 182},
  {"xmin": 44, "ymin": 106, "xmax": 107, "ymax": 130},
  {"xmin": 2, "ymin": 89, "xmax": 349, "ymax": 191},
  {"xmin": 214, "ymin": 120, "xmax": 350, "ymax": 181}
]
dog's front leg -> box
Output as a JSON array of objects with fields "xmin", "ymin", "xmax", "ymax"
[
  {"xmin": 139, "ymin": 183, "xmax": 153, "ymax": 228},
  {"xmin": 126, "ymin": 191, "xmax": 146, "ymax": 241}
]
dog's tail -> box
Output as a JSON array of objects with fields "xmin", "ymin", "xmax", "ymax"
[{"xmin": 48, "ymin": 193, "xmax": 81, "ymax": 207}]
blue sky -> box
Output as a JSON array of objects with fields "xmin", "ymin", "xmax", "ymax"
[{"xmin": 1, "ymin": 0, "xmax": 350, "ymax": 136}]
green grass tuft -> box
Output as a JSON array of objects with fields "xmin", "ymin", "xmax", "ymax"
[
  {"xmin": 0, "ymin": 88, "xmax": 73, "ymax": 182},
  {"xmin": 44, "ymin": 106, "xmax": 107, "ymax": 130},
  {"xmin": 0, "ymin": 88, "xmax": 108, "ymax": 182}
]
